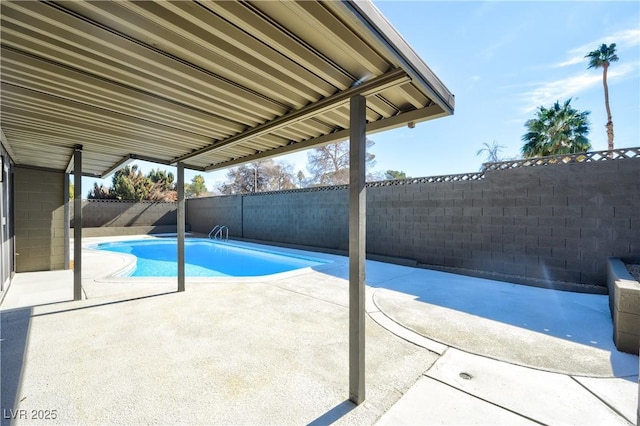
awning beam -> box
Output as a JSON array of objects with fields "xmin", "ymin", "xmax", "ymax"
[
  {"xmin": 173, "ymin": 69, "xmax": 410, "ymax": 164},
  {"xmin": 100, "ymin": 155, "xmax": 135, "ymax": 179},
  {"xmin": 204, "ymin": 104, "xmax": 446, "ymax": 172},
  {"xmin": 99, "ymin": 154, "xmax": 206, "ymax": 180}
]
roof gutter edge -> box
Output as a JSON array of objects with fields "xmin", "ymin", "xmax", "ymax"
[{"xmin": 339, "ymin": 0, "xmax": 455, "ymax": 115}]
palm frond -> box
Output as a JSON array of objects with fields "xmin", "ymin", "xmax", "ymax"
[
  {"xmin": 521, "ymin": 99, "xmax": 591, "ymax": 158},
  {"xmin": 586, "ymin": 43, "xmax": 618, "ymax": 69}
]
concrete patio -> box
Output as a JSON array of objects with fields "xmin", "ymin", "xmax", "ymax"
[{"xmin": 1, "ymin": 238, "xmax": 638, "ymax": 425}]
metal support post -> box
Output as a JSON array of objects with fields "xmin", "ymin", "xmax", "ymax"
[
  {"xmin": 349, "ymin": 94, "xmax": 366, "ymax": 404},
  {"xmin": 64, "ymin": 173, "xmax": 70, "ymax": 269},
  {"xmin": 73, "ymin": 146, "xmax": 82, "ymax": 301},
  {"xmin": 177, "ymin": 162, "xmax": 185, "ymax": 292}
]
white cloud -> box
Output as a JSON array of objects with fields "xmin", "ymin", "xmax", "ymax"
[
  {"xmin": 519, "ymin": 62, "xmax": 638, "ymax": 113},
  {"xmin": 554, "ymin": 28, "xmax": 640, "ymax": 68},
  {"xmin": 521, "ymin": 27, "xmax": 640, "ymax": 114},
  {"xmin": 520, "ymin": 73, "xmax": 599, "ymax": 113},
  {"xmin": 476, "ymin": 33, "xmax": 517, "ymax": 62}
]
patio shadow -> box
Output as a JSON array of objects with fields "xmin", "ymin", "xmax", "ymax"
[
  {"xmin": 307, "ymin": 400, "xmax": 355, "ymax": 426},
  {"xmin": 1, "ymin": 307, "xmax": 32, "ymax": 426}
]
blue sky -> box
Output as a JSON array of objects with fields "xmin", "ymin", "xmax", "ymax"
[{"xmin": 84, "ymin": 1, "xmax": 640, "ymax": 193}]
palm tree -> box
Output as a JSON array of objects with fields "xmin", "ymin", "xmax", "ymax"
[
  {"xmin": 521, "ymin": 99, "xmax": 591, "ymax": 158},
  {"xmin": 585, "ymin": 43, "xmax": 618, "ymax": 153},
  {"xmin": 476, "ymin": 141, "xmax": 505, "ymax": 163}
]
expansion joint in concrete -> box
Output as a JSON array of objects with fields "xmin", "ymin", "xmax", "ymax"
[
  {"xmin": 569, "ymin": 375, "xmax": 636, "ymax": 425},
  {"xmin": 425, "ymin": 375, "xmax": 546, "ymax": 425}
]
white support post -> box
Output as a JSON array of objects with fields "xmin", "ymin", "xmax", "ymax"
[{"xmin": 349, "ymin": 94, "xmax": 366, "ymax": 404}]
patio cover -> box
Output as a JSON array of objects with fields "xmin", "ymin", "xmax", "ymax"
[
  {"xmin": 1, "ymin": 0, "xmax": 453, "ymax": 175},
  {"xmin": 0, "ymin": 0, "xmax": 454, "ymax": 405}
]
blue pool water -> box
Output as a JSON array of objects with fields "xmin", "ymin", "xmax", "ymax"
[{"xmin": 93, "ymin": 238, "xmax": 329, "ymax": 277}]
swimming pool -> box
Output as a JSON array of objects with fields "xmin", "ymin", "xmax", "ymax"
[{"xmin": 93, "ymin": 238, "xmax": 329, "ymax": 277}]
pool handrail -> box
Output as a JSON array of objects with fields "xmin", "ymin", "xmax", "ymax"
[
  {"xmin": 208, "ymin": 225, "xmax": 229, "ymax": 241},
  {"xmin": 208, "ymin": 225, "xmax": 221, "ymax": 239}
]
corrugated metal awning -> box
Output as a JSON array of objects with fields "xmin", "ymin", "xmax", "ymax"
[{"xmin": 0, "ymin": 0, "xmax": 454, "ymax": 176}]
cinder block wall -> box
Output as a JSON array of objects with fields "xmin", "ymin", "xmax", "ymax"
[
  {"xmin": 369, "ymin": 159, "xmax": 639, "ymax": 287},
  {"xmin": 187, "ymin": 195, "xmax": 242, "ymax": 236},
  {"xmin": 243, "ymin": 188, "xmax": 349, "ymax": 250},
  {"xmin": 14, "ymin": 167, "xmax": 65, "ymax": 272},
  {"xmin": 70, "ymin": 200, "xmax": 177, "ymax": 228},
  {"xmin": 187, "ymin": 158, "xmax": 639, "ymax": 289}
]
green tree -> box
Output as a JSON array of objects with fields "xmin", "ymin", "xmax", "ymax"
[
  {"xmin": 384, "ymin": 170, "xmax": 407, "ymax": 180},
  {"xmin": 476, "ymin": 141, "xmax": 505, "ymax": 164},
  {"xmin": 148, "ymin": 169, "xmax": 175, "ymax": 191},
  {"xmin": 110, "ymin": 165, "xmax": 151, "ymax": 201},
  {"xmin": 307, "ymin": 139, "xmax": 376, "ymax": 185},
  {"xmin": 585, "ymin": 43, "xmax": 618, "ymax": 153},
  {"xmin": 86, "ymin": 165, "xmax": 178, "ymax": 201},
  {"xmin": 185, "ymin": 174, "xmax": 207, "ymax": 198},
  {"xmin": 148, "ymin": 169, "xmax": 177, "ymax": 201},
  {"xmin": 521, "ymin": 99, "xmax": 591, "ymax": 158}
]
